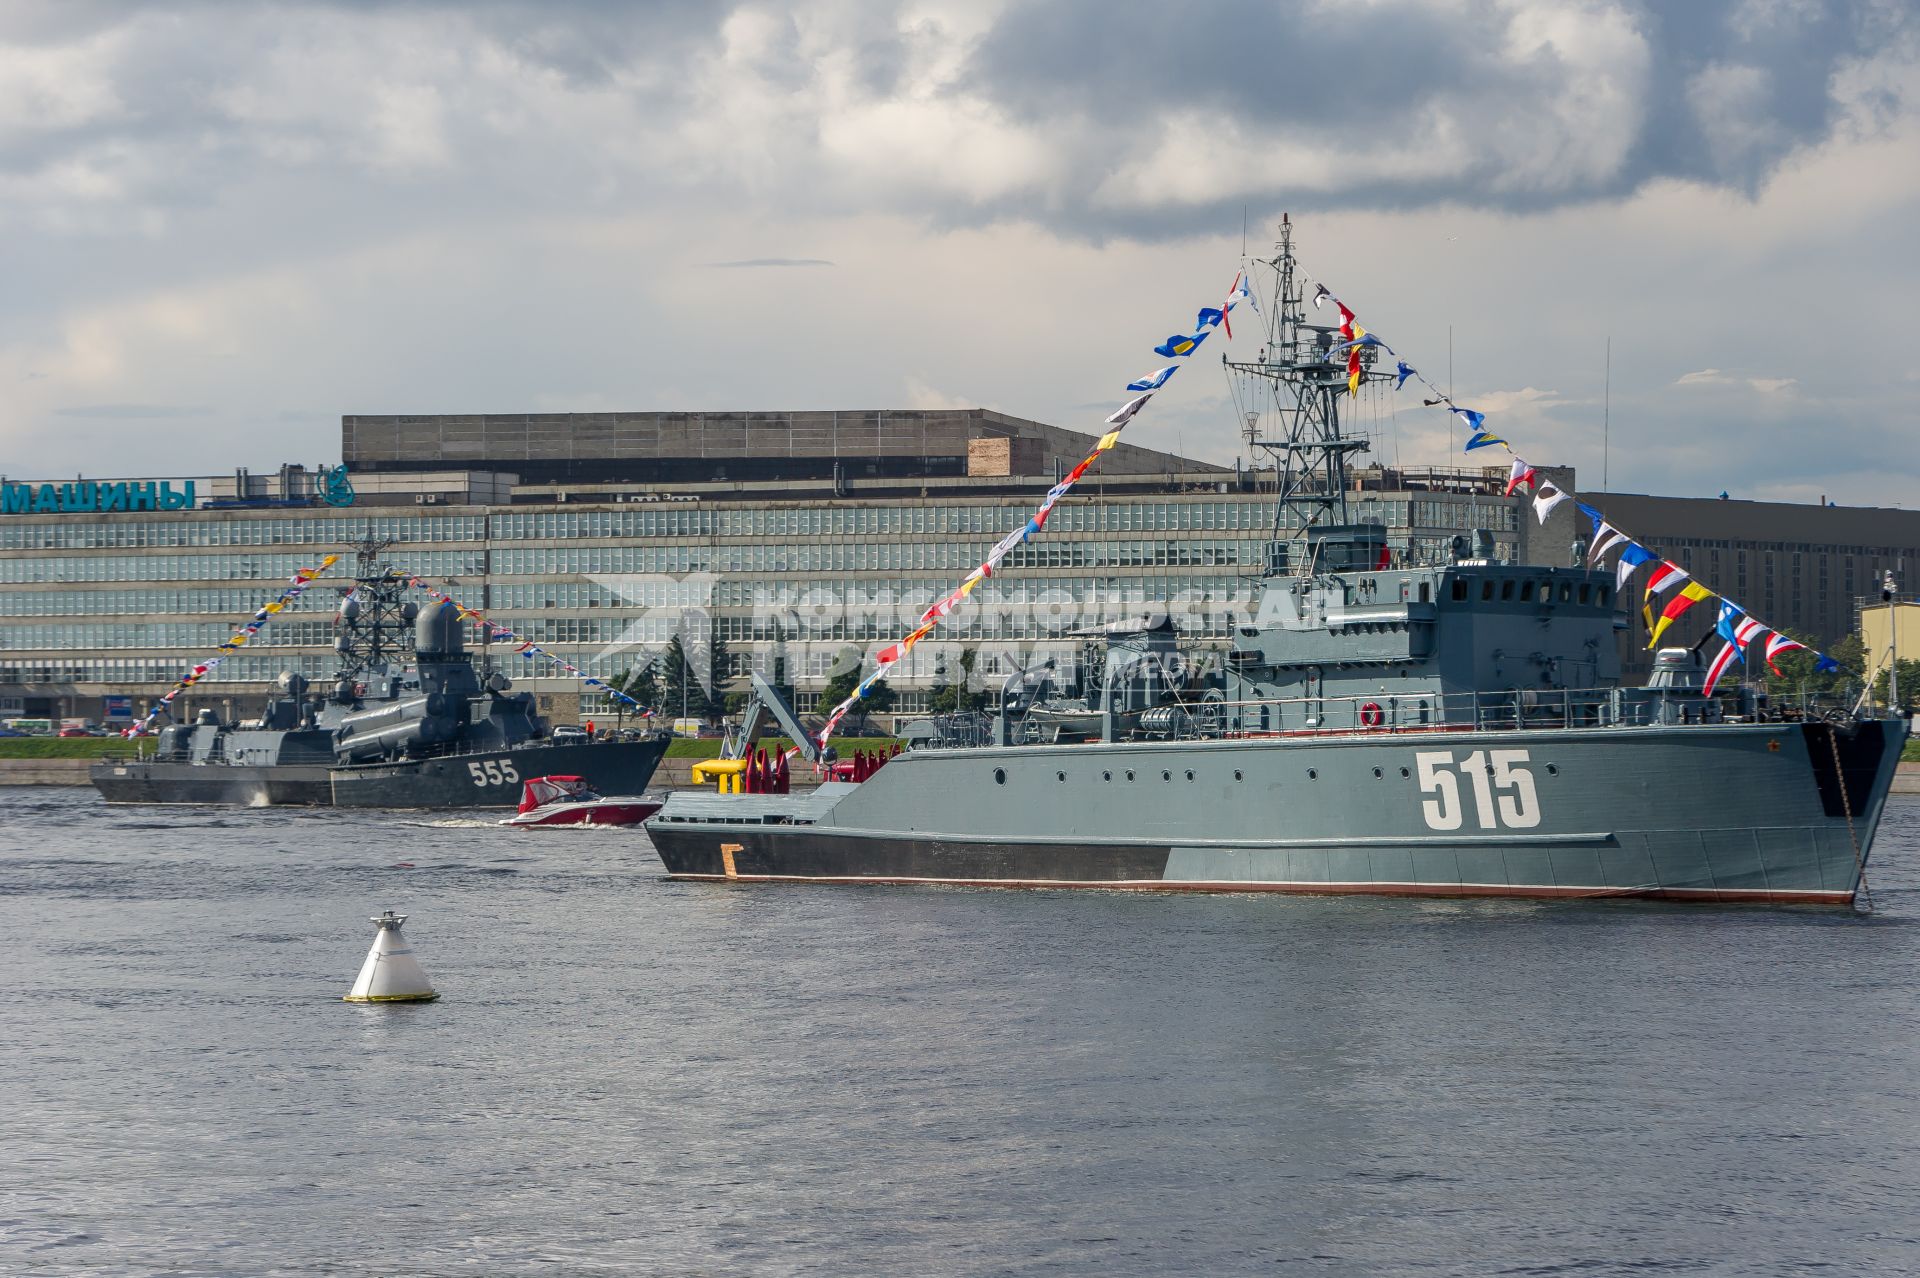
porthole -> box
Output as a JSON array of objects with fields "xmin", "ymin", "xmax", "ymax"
[
  {"xmin": 1307, "ymin": 768, "xmax": 1318, "ymax": 780},
  {"xmin": 1546, "ymin": 763, "xmax": 1559, "ymax": 776},
  {"xmin": 1371, "ymin": 767, "xmax": 1383, "ymax": 779},
  {"xmin": 1162, "ymin": 770, "xmax": 1172, "ymax": 782},
  {"xmin": 1126, "ymin": 770, "xmax": 1135, "ymax": 781},
  {"xmin": 1102, "ymin": 771, "xmax": 1112, "ymax": 782},
  {"xmin": 1233, "ymin": 770, "xmax": 1244, "ymax": 781},
  {"xmin": 1184, "ymin": 770, "xmax": 1195, "ymax": 781},
  {"xmin": 1399, "ymin": 767, "xmax": 1410, "ymax": 779},
  {"xmin": 993, "ymin": 768, "xmax": 1006, "ymax": 785},
  {"xmin": 1057, "ymin": 771, "xmax": 1067, "ymax": 782}
]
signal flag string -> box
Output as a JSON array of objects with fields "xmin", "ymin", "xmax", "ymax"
[
  {"xmin": 124, "ymin": 554, "xmax": 341, "ymax": 737},
  {"xmin": 810, "ymin": 272, "xmax": 1260, "ymax": 756},
  {"xmin": 1294, "ymin": 262, "xmax": 1845, "ymax": 690}
]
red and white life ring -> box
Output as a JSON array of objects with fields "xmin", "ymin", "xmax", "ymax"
[{"xmin": 1359, "ymin": 701, "xmax": 1385, "ymax": 729}]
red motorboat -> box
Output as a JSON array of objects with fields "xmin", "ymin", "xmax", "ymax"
[{"xmin": 499, "ymin": 775, "xmax": 662, "ymax": 828}]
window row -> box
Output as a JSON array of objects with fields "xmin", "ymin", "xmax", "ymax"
[
  {"xmin": 0, "ymin": 621, "xmax": 342, "ymax": 652},
  {"xmin": 0, "ymin": 654, "xmax": 338, "ymax": 686},
  {"xmin": 1410, "ymin": 501, "xmax": 1521, "ymax": 533},
  {"xmin": 0, "ymin": 514, "xmax": 487, "ymax": 551},
  {"xmin": 0, "ymin": 588, "xmax": 327, "ymax": 617},
  {"xmin": 492, "ymin": 499, "xmax": 1322, "ymax": 540},
  {"xmin": 487, "ymin": 539, "xmax": 1269, "ymax": 577},
  {"xmin": 491, "ymin": 572, "xmax": 1250, "ymax": 612},
  {"xmin": 0, "ymin": 552, "xmax": 487, "ymax": 584}
]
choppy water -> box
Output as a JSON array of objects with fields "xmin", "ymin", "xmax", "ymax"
[{"xmin": 3, "ymin": 786, "xmax": 1919, "ymax": 1276}]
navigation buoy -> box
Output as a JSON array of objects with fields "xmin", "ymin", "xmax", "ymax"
[{"xmin": 343, "ymin": 910, "xmax": 438, "ymax": 1003}]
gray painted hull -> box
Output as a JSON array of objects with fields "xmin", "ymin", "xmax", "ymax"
[
  {"xmin": 647, "ymin": 720, "xmax": 1906, "ymax": 905},
  {"xmin": 91, "ymin": 738, "xmax": 669, "ymax": 808}
]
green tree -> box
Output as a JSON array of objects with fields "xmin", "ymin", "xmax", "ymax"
[
  {"xmin": 661, "ymin": 635, "xmax": 714, "ymax": 721},
  {"xmin": 954, "ymin": 646, "xmax": 987, "ymax": 713},
  {"xmin": 818, "ymin": 646, "xmax": 864, "ymax": 711},
  {"xmin": 606, "ymin": 657, "xmax": 660, "ymax": 727},
  {"xmin": 769, "ymin": 624, "xmax": 796, "ymax": 707},
  {"xmin": 1761, "ymin": 630, "xmax": 1860, "ymax": 705},
  {"xmin": 713, "ymin": 635, "xmax": 739, "ymax": 716},
  {"xmin": 926, "ymin": 652, "xmax": 957, "ymax": 714},
  {"xmin": 1873, "ymin": 657, "xmax": 1920, "ymax": 713},
  {"xmin": 862, "ymin": 673, "xmax": 897, "ymax": 716},
  {"xmin": 927, "ymin": 647, "xmax": 984, "ymax": 715},
  {"xmin": 818, "ymin": 647, "xmax": 894, "ymax": 727}
]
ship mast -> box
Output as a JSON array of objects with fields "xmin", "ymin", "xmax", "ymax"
[
  {"xmin": 332, "ymin": 536, "xmax": 413, "ymax": 683},
  {"xmin": 1224, "ymin": 215, "xmax": 1377, "ymax": 577}
]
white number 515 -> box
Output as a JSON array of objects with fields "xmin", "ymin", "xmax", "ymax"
[{"xmin": 1415, "ymin": 749, "xmax": 1540, "ymax": 831}]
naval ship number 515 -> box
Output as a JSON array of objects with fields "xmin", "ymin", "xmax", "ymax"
[{"xmin": 1414, "ymin": 749, "xmax": 1541, "ymax": 831}]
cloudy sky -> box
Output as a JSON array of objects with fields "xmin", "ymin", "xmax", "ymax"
[{"xmin": 2, "ymin": 0, "xmax": 1915, "ymax": 504}]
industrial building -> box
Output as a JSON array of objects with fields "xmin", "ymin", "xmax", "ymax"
[{"xmin": 0, "ymin": 408, "xmax": 1912, "ymax": 728}]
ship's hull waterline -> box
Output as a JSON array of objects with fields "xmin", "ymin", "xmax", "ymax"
[
  {"xmin": 91, "ymin": 738, "xmax": 669, "ymax": 808},
  {"xmin": 647, "ymin": 720, "xmax": 1905, "ymax": 905}
]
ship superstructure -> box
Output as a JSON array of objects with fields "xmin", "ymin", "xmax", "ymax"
[{"xmin": 93, "ymin": 544, "xmax": 668, "ymax": 806}]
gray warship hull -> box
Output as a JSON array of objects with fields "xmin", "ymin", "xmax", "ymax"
[
  {"xmin": 92, "ymin": 737, "xmax": 669, "ymax": 808},
  {"xmin": 647, "ymin": 719, "xmax": 1905, "ymax": 905},
  {"xmin": 652, "ymin": 220, "xmax": 1902, "ymax": 908}
]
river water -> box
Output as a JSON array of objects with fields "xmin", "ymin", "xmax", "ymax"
[{"xmin": 3, "ymin": 785, "xmax": 1918, "ymax": 1276}]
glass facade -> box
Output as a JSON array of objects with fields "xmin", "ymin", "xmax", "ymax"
[{"xmin": 0, "ymin": 483, "xmax": 1531, "ymax": 720}]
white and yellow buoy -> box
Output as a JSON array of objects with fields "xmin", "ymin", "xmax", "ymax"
[{"xmin": 343, "ymin": 910, "xmax": 438, "ymax": 1003}]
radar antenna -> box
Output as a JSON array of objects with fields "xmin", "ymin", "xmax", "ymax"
[{"xmin": 332, "ymin": 537, "xmax": 414, "ymax": 683}]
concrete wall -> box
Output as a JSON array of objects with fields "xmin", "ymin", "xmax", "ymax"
[
  {"xmin": 342, "ymin": 408, "xmax": 1222, "ymax": 479},
  {"xmin": 0, "ymin": 759, "xmax": 93, "ymax": 785}
]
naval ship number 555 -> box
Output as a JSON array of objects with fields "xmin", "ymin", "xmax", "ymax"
[
  {"xmin": 1415, "ymin": 749, "xmax": 1541, "ymax": 831},
  {"xmin": 468, "ymin": 760, "xmax": 522, "ymax": 787}
]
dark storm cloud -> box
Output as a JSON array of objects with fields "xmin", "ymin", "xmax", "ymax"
[
  {"xmin": 1626, "ymin": 0, "xmax": 1901, "ymax": 188},
  {"xmin": 968, "ymin": 0, "xmax": 1911, "ymax": 223},
  {"xmin": 3, "ymin": 0, "xmax": 1908, "ymax": 254},
  {"xmin": 971, "ymin": 0, "xmax": 1478, "ymax": 133}
]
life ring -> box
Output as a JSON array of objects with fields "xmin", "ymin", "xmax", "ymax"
[{"xmin": 1359, "ymin": 701, "xmax": 1385, "ymax": 729}]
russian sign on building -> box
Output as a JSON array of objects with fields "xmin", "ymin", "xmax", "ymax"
[{"xmin": 1, "ymin": 480, "xmax": 197, "ymax": 514}]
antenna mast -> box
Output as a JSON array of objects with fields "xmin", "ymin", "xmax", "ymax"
[
  {"xmin": 1224, "ymin": 214, "xmax": 1375, "ymax": 576},
  {"xmin": 333, "ymin": 537, "xmax": 412, "ymax": 681}
]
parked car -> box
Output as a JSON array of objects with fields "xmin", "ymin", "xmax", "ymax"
[
  {"xmin": 0, "ymin": 727, "xmax": 26, "ymax": 738},
  {"xmin": 57, "ymin": 727, "xmax": 91, "ymax": 737},
  {"xmin": 549, "ymin": 725, "xmax": 588, "ymax": 745}
]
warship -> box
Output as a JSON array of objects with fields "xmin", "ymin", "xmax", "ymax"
[
  {"xmin": 646, "ymin": 224, "xmax": 1907, "ymax": 905},
  {"xmin": 92, "ymin": 547, "xmax": 668, "ymax": 807}
]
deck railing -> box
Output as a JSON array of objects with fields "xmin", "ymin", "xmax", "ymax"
[
  {"xmin": 901, "ymin": 684, "xmax": 1869, "ymax": 751},
  {"xmin": 1163, "ymin": 685, "xmax": 1859, "ymax": 741}
]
